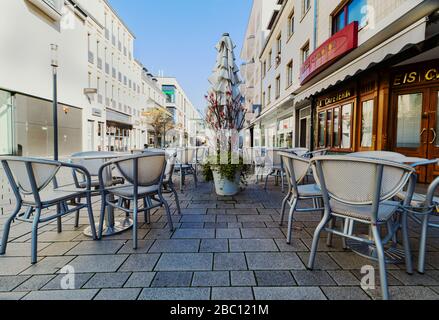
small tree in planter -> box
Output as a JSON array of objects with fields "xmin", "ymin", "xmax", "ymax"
[{"xmin": 202, "ymin": 33, "xmax": 250, "ymax": 196}]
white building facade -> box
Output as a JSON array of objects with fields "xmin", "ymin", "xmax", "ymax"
[
  {"xmin": 240, "ymin": 0, "xmax": 279, "ymax": 148},
  {"xmin": 242, "ymin": 0, "xmax": 439, "ymax": 164},
  {"xmin": 0, "ymin": 0, "xmax": 167, "ymax": 157},
  {"xmin": 156, "ymin": 77, "xmax": 201, "ymax": 147}
]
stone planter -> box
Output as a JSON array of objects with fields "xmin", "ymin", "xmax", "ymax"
[{"xmin": 212, "ymin": 170, "xmax": 241, "ymax": 196}]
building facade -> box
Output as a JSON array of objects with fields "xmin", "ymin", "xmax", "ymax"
[
  {"xmin": 241, "ymin": 0, "xmax": 439, "ymax": 182},
  {"xmin": 156, "ymin": 77, "xmax": 201, "ymax": 147},
  {"xmin": 0, "ymin": 0, "xmax": 168, "ymax": 157},
  {"xmin": 240, "ymin": 0, "xmax": 279, "ymax": 147}
]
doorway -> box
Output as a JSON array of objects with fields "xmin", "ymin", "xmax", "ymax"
[
  {"xmin": 299, "ymin": 107, "xmax": 311, "ymax": 149},
  {"xmin": 393, "ymin": 87, "xmax": 439, "ymax": 182}
]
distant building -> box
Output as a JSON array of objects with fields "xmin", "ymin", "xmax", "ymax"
[{"xmin": 156, "ymin": 77, "xmax": 201, "ymax": 147}]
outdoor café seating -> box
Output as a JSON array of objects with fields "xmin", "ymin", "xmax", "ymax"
[
  {"xmin": 97, "ymin": 152, "xmax": 173, "ymax": 249},
  {"xmin": 307, "ymin": 155, "xmax": 417, "ymax": 300},
  {"xmin": 0, "ymin": 156, "xmax": 97, "ymax": 264},
  {"xmin": 279, "ymin": 152, "xmax": 324, "ymax": 244}
]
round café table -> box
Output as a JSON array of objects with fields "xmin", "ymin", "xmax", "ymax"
[
  {"xmin": 343, "ymin": 151, "xmax": 435, "ymax": 264},
  {"xmin": 69, "ymin": 152, "xmax": 133, "ymax": 237}
]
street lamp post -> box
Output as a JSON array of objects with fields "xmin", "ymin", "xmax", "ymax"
[{"xmin": 51, "ymin": 44, "xmax": 59, "ymax": 161}]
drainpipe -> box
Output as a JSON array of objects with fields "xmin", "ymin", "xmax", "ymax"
[{"xmin": 313, "ymin": 0, "xmax": 318, "ymax": 50}]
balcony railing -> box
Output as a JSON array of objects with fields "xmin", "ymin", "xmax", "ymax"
[{"xmin": 88, "ymin": 51, "xmax": 94, "ymax": 64}]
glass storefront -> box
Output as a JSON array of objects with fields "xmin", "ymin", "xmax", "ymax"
[
  {"xmin": 12, "ymin": 94, "xmax": 82, "ymax": 158},
  {"xmin": 0, "ymin": 90, "xmax": 13, "ymax": 155}
]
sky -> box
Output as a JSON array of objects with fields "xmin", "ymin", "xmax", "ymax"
[{"xmin": 108, "ymin": 0, "xmax": 253, "ymax": 115}]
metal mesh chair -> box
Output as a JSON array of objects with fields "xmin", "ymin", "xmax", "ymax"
[
  {"xmin": 279, "ymin": 152, "xmax": 324, "ymax": 244},
  {"xmin": 70, "ymin": 151, "xmax": 125, "ymax": 228},
  {"xmin": 398, "ymin": 172, "xmax": 439, "ymax": 273},
  {"xmin": 174, "ymin": 147, "xmax": 198, "ymax": 192},
  {"xmin": 0, "ymin": 157, "xmax": 97, "ymax": 263},
  {"xmin": 264, "ymin": 148, "xmax": 285, "ymax": 192},
  {"xmin": 98, "ymin": 152, "xmax": 172, "ymax": 249},
  {"xmin": 162, "ymin": 151, "xmax": 181, "ymax": 215},
  {"xmin": 308, "ymin": 155, "xmax": 416, "ymax": 300}
]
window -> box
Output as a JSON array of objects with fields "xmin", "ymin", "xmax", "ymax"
[
  {"xmin": 332, "ymin": 0, "xmax": 368, "ymax": 34},
  {"xmin": 341, "ymin": 104, "xmax": 352, "ymax": 149},
  {"xmin": 301, "ymin": 42, "xmax": 310, "ymax": 64},
  {"xmin": 286, "ymin": 60, "xmax": 293, "ymax": 87},
  {"xmin": 288, "ymin": 11, "xmax": 295, "ymax": 37},
  {"xmin": 275, "ymin": 76, "xmax": 281, "ymax": 99},
  {"xmin": 277, "ymin": 35, "xmax": 282, "ymax": 55},
  {"xmin": 317, "ymin": 103, "xmax": 352, "ymax": 150},
  {"xmin": 268, "ymin": 50, "xmax": 272, "ymax": 69},
  {"xmin": 360, "ymin": 100, "xmax": 374, "ymax": 148},
  {"xmin": 263, "ymin": 61, "xmax": 267, "ymax": 77},
  {"xmin": 267, "ymin": 86, "xmax": 272, "ymax": 104},
  {"xmin": 262, "ymin": 91, "xmax": 266, "ymax": 107},
  {"xmin": 303, "ymin": 0, "xmax": 311, "ymax": 15}
]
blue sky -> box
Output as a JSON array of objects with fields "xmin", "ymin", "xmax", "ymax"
[{"xmin": 108, "ymin": 0, "xmax": 253, "ymax": 114}]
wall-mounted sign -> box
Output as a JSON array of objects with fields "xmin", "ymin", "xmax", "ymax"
[
  {"xmin": 92, "ymin": 108, "xmax": 102, "ymax": 117},
  {"xmin": 300, "ymin": 22, "xmax": 358, "ymax": 85},
  {"xmin": 393, "ymin": 67, "xmax": 439, "ymax": 87},
  {"xmin": 317, "ymin": 89, "xmax": 354, "ymax": 108}
]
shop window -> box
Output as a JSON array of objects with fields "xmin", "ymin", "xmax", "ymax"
[
  {"xmin": 360, "ymin": 99, "xmax": 374, "ymax": 148},
  {"xmin": 318, "ymin": 104, "xmax": 352, "ymax": 150},
  {"xmin": 341, "ymin": 104, "xmax": 352, "ymax": 149},
  {"xmin": 333, "ymin": 108, "xmax": 340, "ymax": 147},
  {"xmin": 332, "ymin": 0, "xmax": 368, "ymax": 34},
  {"xmin": 0, "ymin": 90, "xmax": 13, "ymax": 155},
  {"xmin": 318, "ymin": 112, "xmax": 326, "ymax": 147},
  {"xmin": 326, "ymin": 110, "xmax": 333, "ymax": 147},
  {"xmin": 396, "ymin": 93, "xmax": 422, "ymax": 148}
]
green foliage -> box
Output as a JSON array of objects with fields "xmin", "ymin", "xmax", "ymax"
[{"xmin": 202, "ymin": 152, "xmax": 251, "ymax": 185}]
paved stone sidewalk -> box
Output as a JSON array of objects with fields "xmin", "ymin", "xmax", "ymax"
[{"xmin": 1, "ymin": 173, "xmax": 439, "ymax": 300}]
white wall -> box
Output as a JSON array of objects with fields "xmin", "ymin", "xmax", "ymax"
[{"xmin": 0, "ymin": 0, "xmax": 89, "ymax": 109}]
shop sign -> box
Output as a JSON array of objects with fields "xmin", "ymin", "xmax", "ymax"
[
  {"xmin": 393, "ymin": 67, "xmax": 439, "ymax": 87},
  {"xmin": 92, "ymin": 108, "xmax": 102, "ymax": 117},
  {"xmin": 317, "ymin": 89, "xmax": 354, "ymax": 108},
  {"xmin": 300, "ymin": 22, "xmax": 358, "ymax": 85}
]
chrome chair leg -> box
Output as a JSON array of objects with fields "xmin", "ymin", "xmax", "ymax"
[
  {"xmin": 418, "ymin": 214, "xmax": 430, "ymax": 274},
  {"xmin": 371, "ymin": 225, "xmax": 389, "ymax": 300},
  {"xmin": 0, "ymin": 202, "xmax": 21, "ymax": 255}
]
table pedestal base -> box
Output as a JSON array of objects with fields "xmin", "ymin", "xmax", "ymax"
[
  {"xmin": 83, "ymin": 217, "xmax": 133, "ymax": 237},
  {"xmin": 346, "ymin": 238, "xmax": 405, "ymax": 264}
]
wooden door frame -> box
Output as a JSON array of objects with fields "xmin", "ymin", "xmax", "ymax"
[{"xmin": 356, "ymin": 92, "xmax": 378, "ymax": 151}]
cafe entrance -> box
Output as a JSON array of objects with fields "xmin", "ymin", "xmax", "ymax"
[{"xmin": 391, "ymin": 61, "xmax": 439, "ymax": 182}]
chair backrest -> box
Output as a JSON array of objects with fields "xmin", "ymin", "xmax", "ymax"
[
  {"xmin": 350, "ymin": 151, "xmax": 405, "ymax": 161},
  {"xmin": 280, "ymin": 152, "xmax": 311, "ymax": 194},
  {"xmin": 303, "ymin": 148, "xmax": 330, "ymax": 159},
  {"xmin": 196, "ymin": 147, "xmax": 207, "ymax": 163},
  {"xmin": 114, "ymin": 152, "xmax": 166, "ymax": 187},
  {"xmin": 311, "ymin": 155, "xmax": 415, "ymax": 206},
  {"xmin": 265, "ymin": 148, "xmax": 284, "ymax": 168},
  {"xmin": 0, "ymin": 157, "xmax": 61, "ymax": 203},
  {"xmin": 71, "ymin": 151, "xmax": 115, "ymax": 176},
  {"xmin": 164, "ymin": 152, "xmax": 177, "ymax": 183},
  {"xmin": 176, "ymin": 148, "xmax": 196, "ymax": 165}
]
